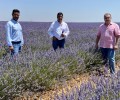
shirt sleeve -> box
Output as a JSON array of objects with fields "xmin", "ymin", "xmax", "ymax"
[
  {"xmin": 5, "ymin": 23, "xmax": 12, "ymax": 46},
  {"xmin": 48, "ymin": 22, "xmax": 54, "ymax": 38},
  {"xmin": 63, "ymin": 24, "xmax": 70, "ymax": 37},
  {"xmin": 114, "ymin": 24, "xmax": 120, "ymax": 37}
]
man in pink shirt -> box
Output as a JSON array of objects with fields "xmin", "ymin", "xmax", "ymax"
[{"xmin": 96, "ymin": 13, "xmax": 120, "ymax": 74}]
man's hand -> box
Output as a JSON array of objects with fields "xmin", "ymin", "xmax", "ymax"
[
  {"xmin": 53, "ymin": 36, "xmax": 57, "ymax": 41},
  {"xmin": 9, "ymin": 46, "xmax": 14, "ymax": 51},
  {"xmin": 61, "ymin": 33, "xmax": 65, "ymax": 37},
  {"xmin": 95, "ymin": 44, "xmax": 98, "ymax": 49},
  {"xmin": 114, "ymin": 44, "xmax": 118, "ymax": 50}
]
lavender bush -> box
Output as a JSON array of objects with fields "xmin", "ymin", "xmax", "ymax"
[
  {"xmin": 0, "ymin": 22, "xmax": 120, "ymax": 99},
  {"xmin": 54, "ymin": 70, "xmax": 120, "ymax": 100}
]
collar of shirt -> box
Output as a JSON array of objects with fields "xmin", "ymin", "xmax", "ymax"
[
  {"xmin": 104, "ymin": 22, "xmax": 113, "ymax": 26},
  {"xmin": 57, "ymin": 20, "xmax": 64, "ymax": 26},
  {"xmin": 11, "ymin": 19, "xmax": 18, "ymax": 24}
]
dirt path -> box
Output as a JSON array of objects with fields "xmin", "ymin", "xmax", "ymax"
[
  {"xmin": 15, "ymin": 65, "xmax": 120, "ymax": 100},
  {"xmin": 15, "ymin": 73, "xmax": 89, "ymax": 100}
]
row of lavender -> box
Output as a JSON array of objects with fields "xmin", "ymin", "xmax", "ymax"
[
  {"xmin": 55, "ymin": 70, "xmax": 120, "ymax": 100},
  {"xmin": 0, "ymin": 22, "xmax": 120, "ymax": 99}
]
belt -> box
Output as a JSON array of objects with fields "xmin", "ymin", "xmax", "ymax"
[{"xmin": 12, "ymin": 41, "xmax": 21, "ymax": 44}]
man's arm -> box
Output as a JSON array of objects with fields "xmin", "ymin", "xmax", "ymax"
[
  {"xmin": 114, "ymin": 24, "xmax": 120, "ymax": 50},
  {"xmin": 48, "ymin": 23, "xmax": 54, "ymax": 38},
  {"xmin": 95, "ymin": 26, "xmax": 101, "ymax": 48},
  {"xmin": 61, "ymin": 24, "xmax": 70, "ymax": 37},
  {"xmin": 21, "ymin": 33, "xmax": 24, "ymax": 46},
  {"xmin": 5, "ymin": 23, "xmax": 13, "ymax": 50},
  {"xmin": 115, "ymin": 36, "xmax": 119, "ymax": 45},
  {"xmin": 114, "ymin": 36, "xmax": 120, "ymax": 50},
  {"xmin": 95, "ymin": 35, "xmax": 100, "ymax": 48},
  {"xmin": 19, "ymin": 25, "xmax": 24, "ymax": 46}
]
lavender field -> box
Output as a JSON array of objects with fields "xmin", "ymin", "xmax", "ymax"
[{"xmin": 0, "ymin": 22, "xmax": 120, "ymax": 100}]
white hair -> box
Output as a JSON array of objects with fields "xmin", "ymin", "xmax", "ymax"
[{"xmin": 104, "ymin": 13, "xmax": 111, "ymax": 18}]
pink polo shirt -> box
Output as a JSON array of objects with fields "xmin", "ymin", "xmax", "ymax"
[{"xmin": 97, "ymin": 22, "xmax": 120, "ymax": 49}]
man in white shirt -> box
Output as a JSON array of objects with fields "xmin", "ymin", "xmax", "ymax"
[{"xmin": 48, "ymin": 12, "xmax": 70, "ymax": 50}]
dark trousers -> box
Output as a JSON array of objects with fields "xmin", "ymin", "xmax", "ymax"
[{"xmin": 52, "ymin": 39, "xmax": 65, "ymax": 50}]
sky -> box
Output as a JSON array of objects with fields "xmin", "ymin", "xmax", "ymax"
[{"xmin": 0, "ymin": 0, "xmax": 120, "ymax": 22}]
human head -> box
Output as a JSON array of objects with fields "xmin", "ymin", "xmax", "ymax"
[
  {"xmin": 12, "ymin": 9, "xmax": 20, "ymax": 21},
  {"xmin": 57, "ymin": 12, "xmax": 63, "ymax": 23},
  {"xmin": 104, "ymin": 13, "xmax": 112, "ymax": 25}
]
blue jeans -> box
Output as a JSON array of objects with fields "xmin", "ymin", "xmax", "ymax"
[
  {"xmin": 11, "ymin": 42, "xmax": 22, "ymax": 56},
  {"xmin": 52, "ymin": 39, "xmax": 65, "ymax": 50},
  {"xmin": 100, "ymin": 48, "xmax": 115, "ymax": 74}
]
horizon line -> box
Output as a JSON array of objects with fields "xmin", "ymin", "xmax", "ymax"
[{"xmin": 0, "ymin": 21, "xmax": 120, "ymax": 23}]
